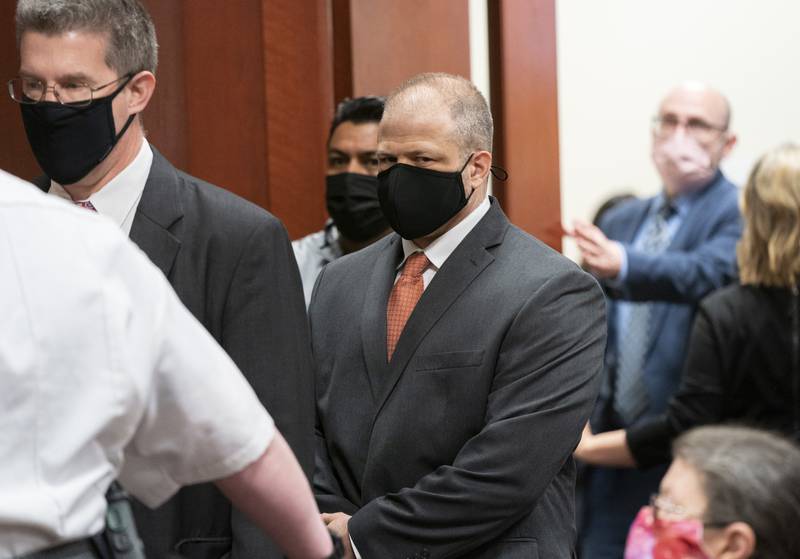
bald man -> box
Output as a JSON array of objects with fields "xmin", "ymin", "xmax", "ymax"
[
  {"xmin": 312, "ymin": 73, "xmax": 607, "ymax": 558},
  {"xmin": 570, "ymin": 83, "xmax": 742, "ymax": 558}
]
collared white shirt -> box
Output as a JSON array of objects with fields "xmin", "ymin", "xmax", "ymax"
[
  {"xmin": 48, "ymin": 139, "xmax": 153, "ymax": 235},
  {"xmin": 398, "ymin": 196, "xmax": 491, "ymax": 287},
  {"xmin": 0, "ymin": 171, "xmax": 273, "ymax": 557}
]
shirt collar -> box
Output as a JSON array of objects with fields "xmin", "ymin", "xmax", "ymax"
[
  {"xmin": 656, "ymin": 187, "xmax": 702, "ymax": 218},
  {"xmin": 49, "ymin": 140, "xmax": 153, "ymax": 229},
  {"xmin": 399, "ymin": 196, "xmax": 491, "ymax": 271},
  {"xmin": 660, "ymin": 170, "xmax": 721, "ymax": 216}
]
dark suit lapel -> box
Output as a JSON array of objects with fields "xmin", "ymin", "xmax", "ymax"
[
  {"xmin": 129, "ymin": 148, "xmax": 184, "ymax": 278},
  {"xmin": 361, "ymin": 235, "xmax": 403, "ymax": 401},
  {"xmin": 620, "ymin": 199, "xmax": 653, "ymax": 243},
  {"xmin": 372, "ymin": 200, "xmax": 509, "ymax": 417},
  {"xmin": 666, "ymin": 174, "xmax": 723, "ymax": 252}
]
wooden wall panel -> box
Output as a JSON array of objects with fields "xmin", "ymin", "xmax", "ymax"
[
  {"xmin": 170, "ymin": 0, "xmax": 333, "ymax": 238},
  {"xmin": 346, "ymin": 0, "xmax": 471, "ymax": 97},
  {"xmin": 331, "ymin": 0, "xmax": 354, "ymax": 103},
  {"xmin": 180, "ymin": 1, "xmax": 270, "ymax": 209},
  {"xmin": 142, "ymin": 0, "xmax": 187, "ymax": 171},
  {"xmin": 0, "ymin": 5, "xmax": 41, "ymax": 180},
  {"xmin": 490, "ymin": 0, "xmax": 562, "ymax": 250},
  {"xmin": 262, "ymin": 0, "xmax": 334, "ymax": 238}
]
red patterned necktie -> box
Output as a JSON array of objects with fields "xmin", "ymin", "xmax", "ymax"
[
  {"xmin": 386, "ymin": 251, "xmax": 430, "ymax": 360},
  {"xmin": 75, "ymin": 200, "xmax": 97, "ymax": 212}
]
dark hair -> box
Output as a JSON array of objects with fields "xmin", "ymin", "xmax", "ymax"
[
  {"xmin": 16, "ymin": 0, "xmax": 158, "ymax": 75},
  {"xmin": 673, "ymin": 425, "xmax": 800, "ymax": 559},
  {"xmin": 328, "ymin": 96, "xmax": 385, "ymax": 142}
]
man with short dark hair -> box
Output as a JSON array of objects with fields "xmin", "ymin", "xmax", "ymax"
[
  {"xmin": 293, "ymin": 96, "xmax": 391, "ymax": 306},
  {"xmin": 11, "ymin": 1, "xmax": 314, "ymax": 557},
  {"xmin": 313, "ymin": 72, "xmax": 607, "ymax": 558}
]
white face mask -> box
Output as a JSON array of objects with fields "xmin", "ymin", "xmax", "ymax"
[{"xmin": 652, "ymin": 133, "xmax": 718, "ymax": 196}]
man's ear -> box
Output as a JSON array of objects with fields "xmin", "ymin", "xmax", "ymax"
[
  {"xmin": 469, "ymin": 150, "xmax": 492, "ymax": 185},
  {"xmin": 721, "ymin": 132, "xmax": 738, "ymax": 159},
  {"xmin": 126, "ymin": 70, "xmax": 156, "ymax": 115},
  {"xmin": 714, "ymin": 521, "xmax": 756, "ymax": 559}
]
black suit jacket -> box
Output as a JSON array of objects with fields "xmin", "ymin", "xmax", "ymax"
[
  {"xmin": 627, "ymin": 283, "xmax": 800, "ymax": 467},
  {"xmin": 36, "ymin": 149, "xmax": 315, "ymax": 559},
  {"xmin": 311, "ymin": 199, "xmax": 607, "ymax": 558}
]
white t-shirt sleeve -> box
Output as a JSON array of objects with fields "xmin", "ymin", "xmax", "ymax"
[{"xmin": 115, "ymin": 246, "xmax": 274, "ymax": 508}]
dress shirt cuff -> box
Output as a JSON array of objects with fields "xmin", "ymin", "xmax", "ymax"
[
  {"xmin": 605, "ymin": 241, "xmax": 628, "ymax": 287},
  {"xmin": 350, "ymin": 536, "xmax": 362, "ymax": 559}
]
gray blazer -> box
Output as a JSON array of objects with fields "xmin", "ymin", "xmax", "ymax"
[
  {"xmin": 36, "ymin": 149, "xmax": 316, "ymax": 559},
  {"xmin": 311, "ymin": 199, "xmax": 607, "ymax": 558}
]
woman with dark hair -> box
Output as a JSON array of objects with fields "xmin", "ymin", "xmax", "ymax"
[
  {"xmin": 576, "ymin": 143, "xmax": 800, "ymax": 468},
  {"xmin": 624, "ymin": 426, "xmax": 800, "ymax": 559}
]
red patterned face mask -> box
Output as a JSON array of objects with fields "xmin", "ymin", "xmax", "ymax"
[{"xmin": 624, "ymin": 506, "xmax": 711, "ymax": 559}]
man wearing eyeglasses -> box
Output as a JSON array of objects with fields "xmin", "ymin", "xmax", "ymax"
[
  {"xmin": 568, "ymin": 82, "xmax": 742, "ymax": 559},
  {"xmin": 10, "ymin": 1, "xmax": 314, "ymax": 558}
]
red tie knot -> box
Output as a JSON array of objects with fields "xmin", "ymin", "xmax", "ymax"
[{"xmin": 403, "ymin": 252, "xmax": 429, "ymax": 278}]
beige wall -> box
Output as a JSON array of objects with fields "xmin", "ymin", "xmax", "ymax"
[{"xmin": 557, "ymin": 0, "xmax": 800, "ymax": 259}]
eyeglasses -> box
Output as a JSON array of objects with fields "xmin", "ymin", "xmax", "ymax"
[
  {"xmin": 7, "ymin": 74, "xmax": 132, "ymax": 108},
  {"xmin": 652, "ymin": 115, "xmax": 727, "ymax": 142},
  {"xmin": 650, "ymin": 494, "xmax": 729, "ymax": 528}
]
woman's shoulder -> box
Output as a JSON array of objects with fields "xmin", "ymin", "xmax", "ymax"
[{"xmin": 700, "ymin": 283, "xmax": 786, "ymax": 325}]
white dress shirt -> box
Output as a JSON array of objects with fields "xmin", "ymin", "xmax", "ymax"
[
  {"xmin": 351, "ymin": 195, "xmax": 491, "ymax": 558},
  {"xmin": 48, "ymin": 139, "xmax": 153, "ymax": 234},
  {"xmin": 0, "ymin": 170, "xmax": 273, "ymax": 557},
  {"xmin": 398, "ymin": 196, "xmax": 491, "ymax": 287}
]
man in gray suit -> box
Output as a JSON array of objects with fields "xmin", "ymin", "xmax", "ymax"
[
  {"xmin": 12, "ymin": 1, "xmax": 314, "ymax": 557},
  {"xmin": 313, "ymin": 72, "xmax": 607, "ymax": 558}
]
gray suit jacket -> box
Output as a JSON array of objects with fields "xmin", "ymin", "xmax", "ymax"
[
  {"xmin": 36, "ymin": 149, "xmax": 315, "ymax": 559},
  {"xmin": 311, "ymin": 199, "xmax": 607, "ymax": 558}
]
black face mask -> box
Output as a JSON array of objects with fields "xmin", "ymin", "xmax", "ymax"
[
  {"xmin": 325, "ymin": 172, "xmax": 389, "ymax": 242},
  {"xmin": 20, "ymin": 76, "xmax": 135, "ymax": 185},
  {"xmin": 377, "ymin": 155, "xmax": 474, "ymax": 239}
]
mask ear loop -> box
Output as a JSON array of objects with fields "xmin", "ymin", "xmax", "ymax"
[
  {"xmin": 459, "ymin": 153, "xmax": 475, "ymax": 172},
  {"xmin": 490, "ymin": 166, "xmax": 509, "ymax": 181}
]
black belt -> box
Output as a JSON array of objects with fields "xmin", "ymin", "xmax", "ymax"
[{"xmin": 17, "ymin": 538, "xmax": 99, "ymax": 559}]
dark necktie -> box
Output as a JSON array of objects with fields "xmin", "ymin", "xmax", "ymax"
[
  {"xmin": 386, "ymin": 252, "xmax": 430, "ymax": 360},
  {"xmin": 614, "ymin": 201, "xmax": 675, "ymax": 424}
]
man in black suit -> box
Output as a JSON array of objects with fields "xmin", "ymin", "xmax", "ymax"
[
  {"xmin": 313, "ymin": 72, "xmax": 607, "ymax": 558},
  {"xmin": 12, "ymin": 1, "xmax": 314, "ymax": 557}
]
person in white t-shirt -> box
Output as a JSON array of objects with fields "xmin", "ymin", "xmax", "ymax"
[{"xmin": 0, "ymin": 170, "xmax": 337, "ymax": 559}]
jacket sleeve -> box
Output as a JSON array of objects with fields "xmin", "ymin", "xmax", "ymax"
[
  {"xmin": 308, "ymin": 265, "xmax": 361, "ymax": 514},
  {"xmin": 313, "ymin": 424, "xmax": 360, "ymax": 514},
  {"xmin": 348, "ymin": 269, "xmax": 607, "ymax": 558},
  {"xmin": 626, "ymin": 301, "xmax": 728, "ymax": 468},
  {"xmin": 222, "ymin": 217, "xmax": 317, "ymax": 558},
  {"xmin": 614, "ymin": 201, "xmax": 741, "ymax": 303}
]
